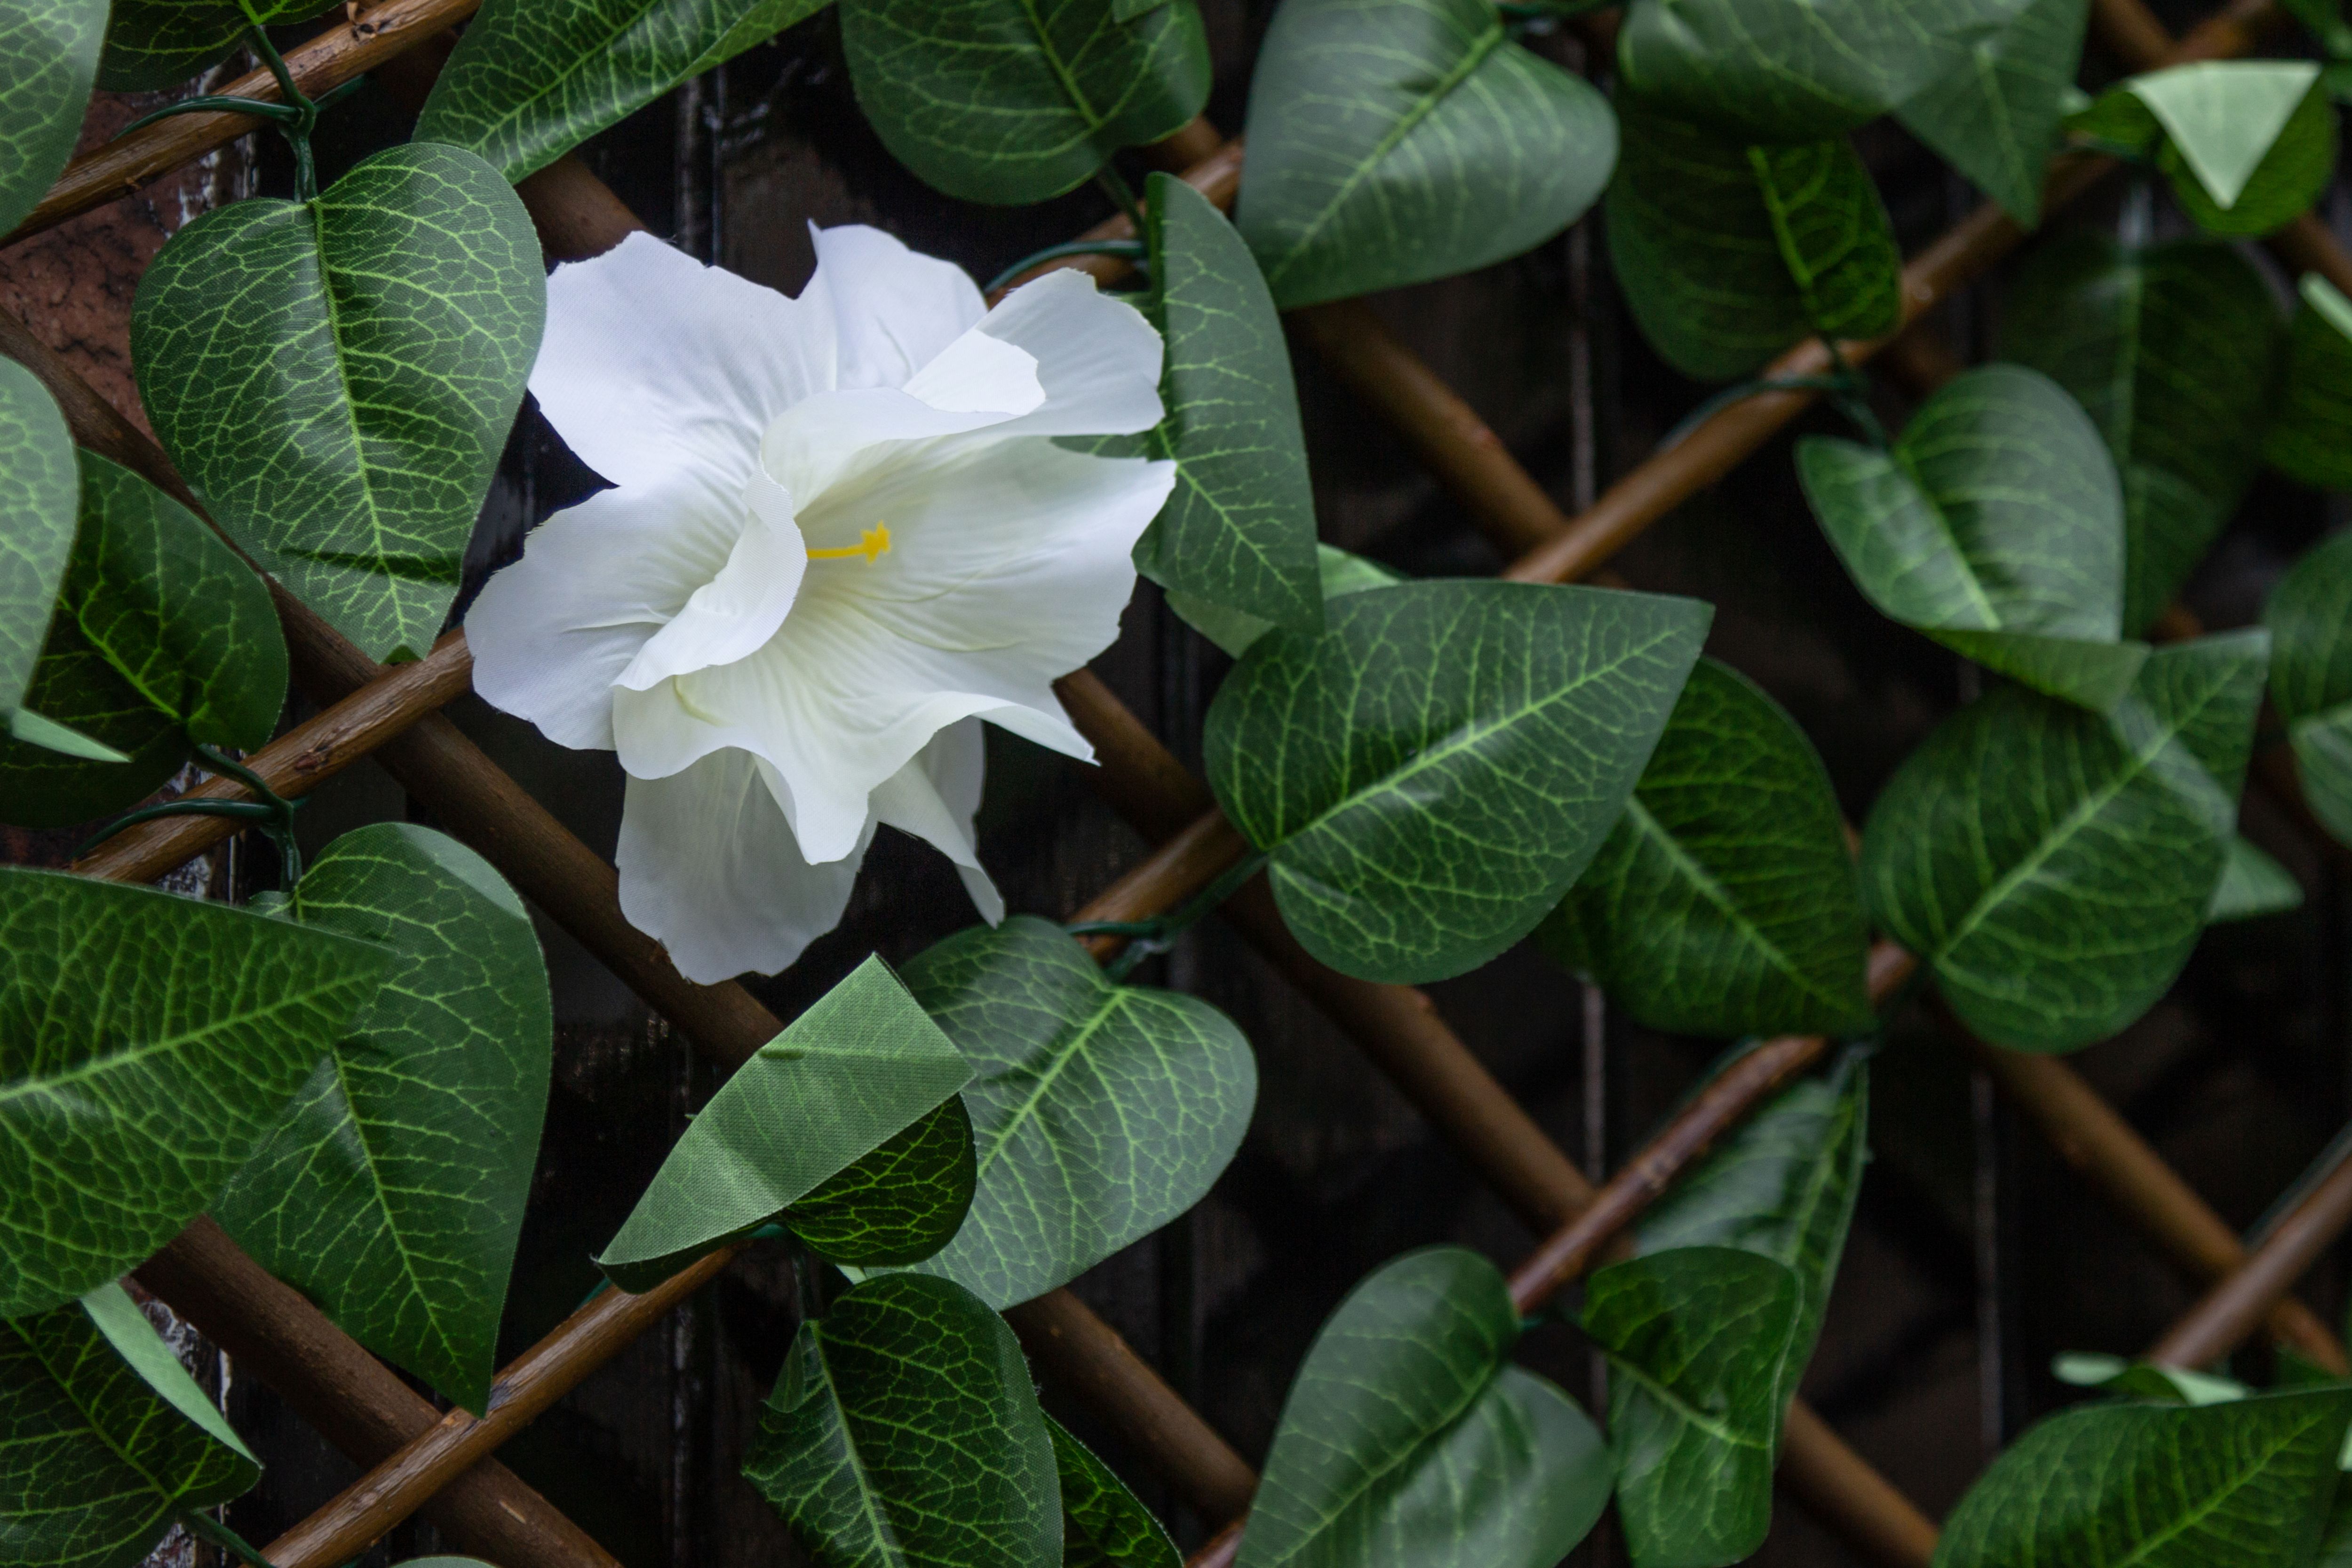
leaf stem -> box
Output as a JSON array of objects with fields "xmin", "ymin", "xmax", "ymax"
[
  {"xmin": 1067, "ymin": 850, "xmax": 1272, "ymax": 982},
  {"xmin": 1095, "ymin": 164, "xmax": 1149, "ymax": 237},
  {"xmin": 177, "ymin": 1509, "xmax": 282, "ymax": 1568},
  {"xmin": 985, "ymin": 239, "xmax": 1148, "ymax": 295}
]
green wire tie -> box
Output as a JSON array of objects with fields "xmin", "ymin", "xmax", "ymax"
[
  {"xmin": 115, "ymin": 3, "xmax": 361, "ymax": 202},
  {"xmin": 77, "ymin": 743, "xmax": 307, "ymax": 887},
  {"xmin": 1066, "ymin": 850, "xmax": 1271, "ymax": 982}
]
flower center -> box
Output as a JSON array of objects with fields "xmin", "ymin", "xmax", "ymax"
[{"xmin": 806, "ymin": 523, "xmax": 892, "ymax": 564}]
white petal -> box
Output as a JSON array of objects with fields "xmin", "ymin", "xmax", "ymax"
[
  {"xmin": 531, "ymin": 232, "xmax": 835, "ymax": 491},
  {"xmin": 974, "ymin": 269, "xmax": 1167, "ymax": 437},
  {"xmin": 614, "ymin": 468, "xmax": 806, "ymax": 691},
  {"xmin": 871, "ymin": 721, "xmax": 1004, "ymax": 924},
  {"xmin": 467, "ymin": 469, "xmax": 741, "ymax": 751},
  {"xmin": 759, "ymin": 377, "xmax": 1040, "ymax": 521},
  {"xmin": 810, "ymin": 224, "xmax": 987, "ymax": 391},
  {"xmin": 616, "ymin": 748, "xmax": 873, "ymax": 982}
]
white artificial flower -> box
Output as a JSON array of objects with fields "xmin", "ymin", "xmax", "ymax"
[{"xmin": 467, "ymin": 226, "xmax": 1176, "ymax": 982}]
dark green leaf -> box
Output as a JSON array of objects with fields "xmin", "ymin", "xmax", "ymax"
[
  {"xmin": 2320, "ymin": 1473, "xmax": 2352, "ymax": 1568},
  {"xmin": 1238, "ymin": 1247, "xmax": 1612, "ymax": 1568},
  {"xmin": 838, "ymin": 0, "xmax": 1208, "ymax": 205},
  {"xmin": 0, "ymin": 0, "xmax": 104, "ymax": 233},
  {"xmin": 597, "ymin": 955, "xmax": 973, "ymax": 1292},
  {"xmin": 745, "ymin": 1273, "xmax": 1060, "ymax": 1568},
  {"xmin": 1540, "ymin": 658, "xmax": 1872, "ymax": 1038},
  {"xmin": 0, "ymin": 451, "xmax": 289, "ymax": 828},
  {"xmin": 1616, "ymin": 0, "xmax": 2008, "ymax": 142},
  {"xmin": 1048, "ymin": 1415, "xmax": 1179, "ymax": 1568},
  {"xmin": 2131, "ymin": 62, "xmax": 2337, "ymax": 236},
  {"xmin": 2208, "ymin": 835, "xmax": 2302, "ymax": 922},
  {"xmin": 1205, "ymin": 579, "xmax": 1710, "ymax": 985},
  {"xmin": 211, "ymin": 824, "xmax": 551, "ymax": 1413},
  {"xmin": 1235, "ymin": 0, "xmax": 1616, "ymax": 309},
  {"xmin": 1747, "ymin": 139, "xmax": 1900, "ymax": 341},
  {"xmin": 0, "ymin": 1284, "xmax": 258, "ymax": 1568},
  {"xmin": 131, "ymin": 143, "xmax": 546, "ymax": 663},
  {"xmin": 2266, "ymin": 273, "xmax": 2352, "ymax": 491},
  {"xmin": 1634, "ymin": 1049, "xmax": 1868, "ymax": 1394},
  {"xmin": 2001, "ymin": 235, "xmax": 2282, "ymax": 634},
  {"xmin": 97, "ymin": 0, "xmax": 329, "ymax": 91},
  {"xmin": 781, "ymin": 1096, "xmax": 977, "ymax": 1268},
  {"xmin": 0, "ymin": 359, "xmax": 78, "ymax": 725},
  {"xmin": 1797, "ymin": 363, "xmax": 2146, "ymax": 710},
  {"xmin": 1895, "ymin": 0, "xmax": 2090, "ymax": 223},
  {"xmin": 1133, "ymin": 173, "xmax": 1321, "ymax": 632},
  {"xmin": 1581, "ymin": 1246, "xmax": 1803, "ymax": 1568},
  {"xmin": 897, "ymin": 916, "xmax": 1253, "ymax": 1309},
  {"xmin": 1859, "ymin": 633, "xmax": 2269, "ymax": 1053},
  {"xmin": 1932, "ymin": 1387, "xmax": 2352, "ymax": 1567},
  {"xmin": 2263, "ymin": 528, "xmax": 2352, "ymax": 847},
  {"xmin": 0, "ymin": 869, "xmax": 389, "ymax": 1316},
  {"xmin": 416, "ymin": 0, "xmax": 828, "ymax": 183},
  {"xmin": 1169, "ymin": 543, "xmax": 1398, "ymax": 659}
]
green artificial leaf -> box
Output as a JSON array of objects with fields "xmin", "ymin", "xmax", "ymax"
[
  {"xmin": 2001, "ymin": 235, "xmax": 2282, "ymax": 634},
  {"xmin": 1539, "ymin": 658, "xmax": 1872, "ymax": 1038},
  {"xmin": 210, "ymin": 824, "xmax": 551, "ymax": 1414},
  {"xmin": 2051, "ymin": 1350, "xmax": 2252, "ymax": 1405},
  {"xmin": 2264, "ymin": 529, "xmax": 2352, "ymax": 848},
  {"xmin": 131, "ymin": 143, "xmax": 546, "ymax": 663},
  {"xmin": 0, "ymin": 0, "xmax": 104, "ymax": 235},
  {"xmin": 1235, "ymin": 0, "xmax": 1616, "ymax": 309},
  {"xmin": 2267, "ymin": 274, "xmax": 2352, "ymax": 491},
  {"xmin": 96, "ymin": 0, "xmax": 330, "ymax": 91},
  {"xmin": 1581, "ymin": 1246, "xmax": 1803, "ymax": 1568},
  {"xmin": 1896, "ymin": 0, "xmax": 2090, "ymax": 223},
  {"xmin": 744, "ymin": 1272, "xmax": 1060, "ymax": 1568},
  {"xmin": 2128, "ymin": 62, "xmax": 2329, "ymax": 220},
  {"xmin": 0, "ymin": 870, "xmax": 388, "ymax": 1316},
  {"xmin": 1048, "ymin": 1415, "xmax": 1179, "ymax": 1568},
  {"xmin": 1797, "ymin": 363, "xmax": 2147, "ymax": 710},
  {"xmin": 774, "ymin": 1096, "xmax": 978, "ymax": 1268},
  {"xmin": 1859, "ymin": 632, "xmax": 2270, "ymax": 1053},
  {"xmin": 1238, "ymin": 1247, "xmax": 1613, "ymax": 1568},
  {"xmin": 2209, "ymin": 835, "xmax": 2303, "ymax": 922},
  {"xmin": 0, "ymin": 451, "xmax": 290, "ymax": 828},
  {"xmin": 1205, "ymin": 578, "xmax": 1710, "ymax": 985},
  {"xmin": 838, "ymin": 0, "xmax": 1208, "ymax": 205},
  {"xmin": 1616, "ymin": 0, "xmax": 2010, "ymax": 142},
  {"xmin": 598, "ymin": 956, "xmax": 974, "ymax": 1291},
  {"xmin": 417, "ymin": 0, "xmax": 829, "ymax": 183},
  {"xmin": 2323, "ymin": 1474, "xmax": 2352, "ymax": 1568},
  {"xmin": 0, "ymin": 359, "xmax": 78, "ymax": 728},
  {"xmin": 1169, "ymin": 544, "xmax": 1399, "ymax": 659},
  {"xmin": 1133, "ymin": 173, "xmax": 1322, "ymax": 633},
  {"xmin": 1634, "ymin": 1048, "xmax": 1868, "ymax": 1394},
  {"xmin": 0, "ymin": 1285, "xmax": 258, "ymax": 1568},
  {"xmin": 1747, "ymin": 139, "xmax": 1901, "ymax": 341},
  {"xmin": 898, "ymin": 916, "xmax": 1253, "ymax": 1309},
  {"xmin": 1933, "ymin": 1387, "xmax": 2352, "ymax": 1567}
]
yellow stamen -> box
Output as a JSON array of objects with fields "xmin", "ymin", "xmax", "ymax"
[{"xmin": 807, "ymin": 523, "xmax": 892, "ymax": 563}]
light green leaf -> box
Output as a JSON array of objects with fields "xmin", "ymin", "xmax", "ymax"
[
  {"xmin": 417, "ymin": 0, "xmax": 829, "ymax": 183},
  {"xmin": 2001, "ymin": 235, "xmax": 2282, "ymax": 634},
  {"xmin": 598, "ymin": 955, "xmax": 974, "ymax": 1292},
  {"xmin": 1204, "ymin": 578, "xmax": 1710, "ymax": 985},
  {"xmin": 1797, "ymin": 363, "xmax": 2147, "ymax": 710},
  {"xmin": 1134, "ymin": 173, "xmax": 1322, "ymax": 632},
  {"xmin": 1616, "ymin": 0, "xmax": 2010, "ymax": 142},
  {"xmin": 1169, "ymin": 544, "xmax": 1399, "ymax": 659},
  {"xmin": 1634, "ymin": 1049, "xmax": 1868, "ymax": 1396},
  {"xmin": 131, "ymin": 143, "xmax": 546, "ymax": 663},
  {"xmin": 1933, "ymin": 1388, "xmax": 2352, "ymax": 1567},
  {"xmin": 210, "ymin": 824, "xmax": 550, "ymax": 1414},
  {"xmin": 0, "ymin": 0, "xmax": 104, "ymax": 234},
  {"xmin": 0, "ymin": 360, "xmax": 77, "ymax": 727},
  {"xmin": 1581, "ymin": 1246, "xmax": 1803, "ymax": 1568},
  {"xmin": 2208, "ymin": 835, "xmax": 2302, "ymax": 922},
  {"xmin": 1049, "ymin": 1415, "xmax": 1179, "ymax": 1568},
  {"xmin": 838, "ymin": 0, "xmax": 1208, "ymax": 205},
  {"xmin": 898, "ymin": 916, "xmax": 1253, "ymax": 1310},
  {"xmin": 0, "ymin": 868, "xmax": 389, "ymax": 1317},
  {"xmin": 2129, "ymin": 61, "xmax": 2322, "ymax": 209},
  {"xmin": 2051, "ymin": 1350, "xmax": 2251, "ymax": 1405},
  {"xmin": 0, "ymin": 1285, "xmax": 258, "ymax": 1568},
  {"xmin": 1238, "ymin": 1247, "xmax": 1612, "ymax": 1568},
  {"xmin": 0, "ymin": 450, "xmax": 289, "ymax": 828},
  {"xmin": 1859, "ymin": 632, "xmax": 2269, "ymax": 1053},
  {"xmin": 5, "ymin": 707, "xmax": 126, "ymax": 762},
  {"xmin": 96, "ymin": 0, "xmax": 331, "ymax": 91},
  {"xmin": 1747, "ymin": 138, "xmax": 1901, "ymax": 341},
  {"xmin": 1540, "ymin": 659, "xmax": 1872, "ymax": 1038},
  {"xmin": 2267, "ymin": 274, "xmax": 2352, "ymax": 491},
  {"xmin": 744, "ymin": 1272, "xmax": 1061, "ymax": 1568},
  {"xmin": 1235, "ymin": 0, "xmax": 1616, "ymax": 309},
  {"xmin": 2264, "ymin": 529, "xmax": 2352, "ymax": 848},
  {"xmin": 777, "ymin": 1098, "xmax": 980, "ymax": 1269},
  {"xmin": 1896, "ymin": 0, "xmax": 2090, "ymax": 223}
]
